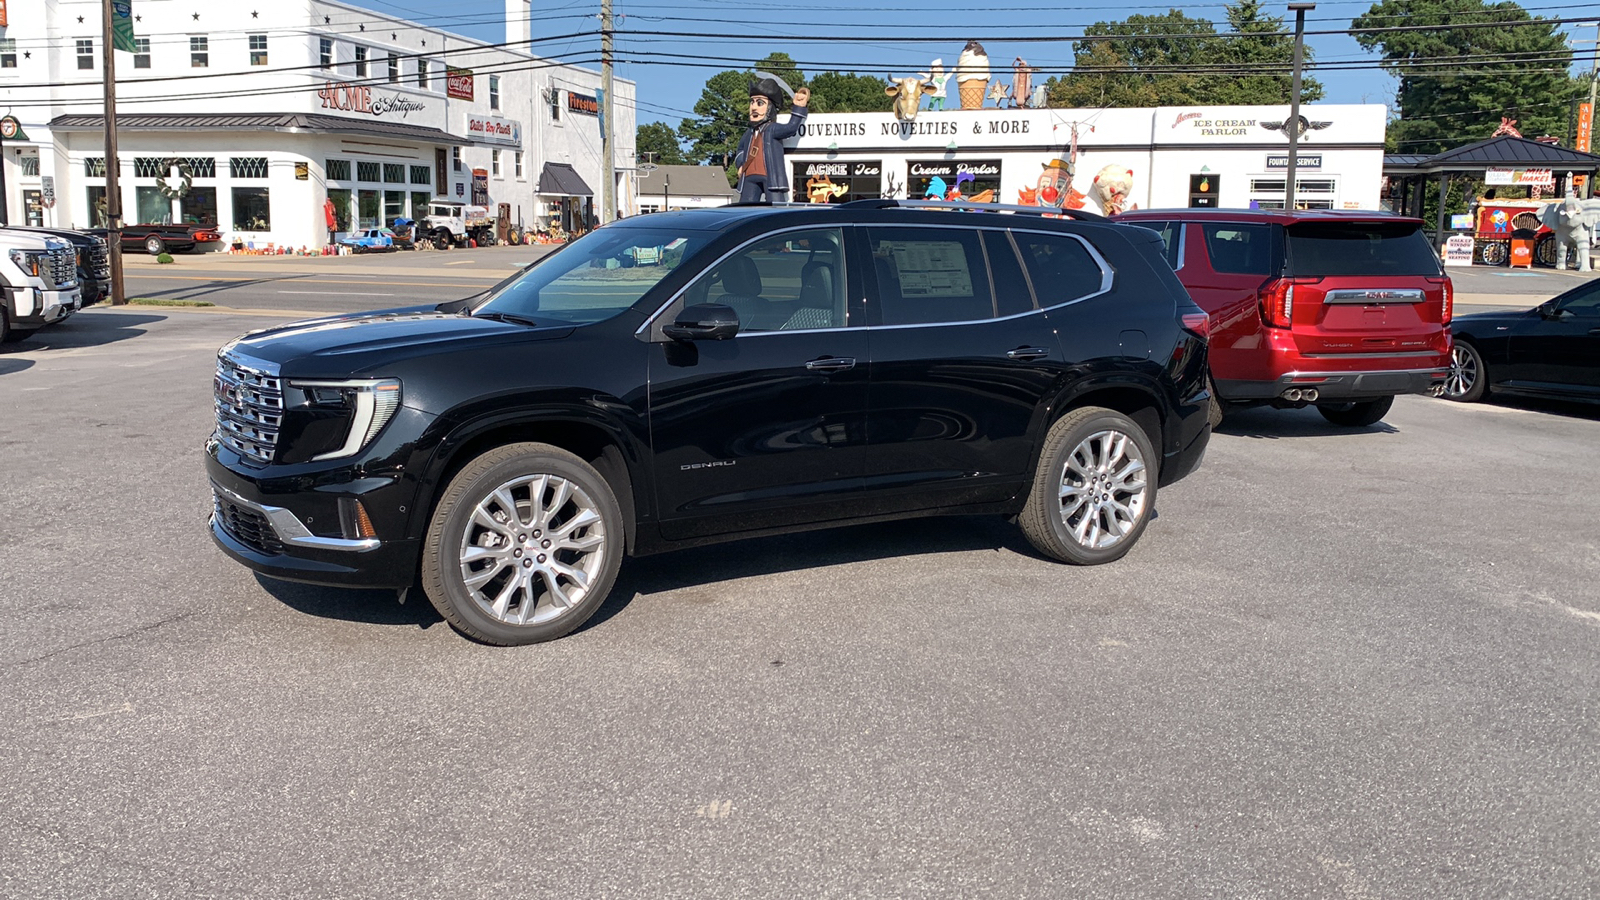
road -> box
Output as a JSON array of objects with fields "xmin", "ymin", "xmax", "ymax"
[{"xmin": 2, "ymin": 300, "xmax": 1597, "ymax": 897}]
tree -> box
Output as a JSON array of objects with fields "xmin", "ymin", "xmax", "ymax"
[
  {"xmin": 753, "ymin": 52, "xmax": 807, "ymax": 94},
  {"xmin": 1353, "ymin": 0, "xmax": 1579, "ymax": 155},
  {"xmin": 636, "ymin": 122, "xmax": 688, "ymax": 166},
  {"xmin": 809, "ymin": 71, "xmax": 896, "ymax": 114},
  {"xmin": 1045, "ymin": 3, "xmax": 1323, "ymax": 108}
]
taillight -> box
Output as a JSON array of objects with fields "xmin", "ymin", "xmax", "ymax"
[
  {"xmin": 1442, "ymin": 278, "xmax": 1453, "ymax": 325},
  {"xmin": 1180, "ymin": 311, "xmax": 1210, "ymax": 339},
  {"xmin": 1259, "ymin": 278, "xmax": 1294, "ymax": 328}
]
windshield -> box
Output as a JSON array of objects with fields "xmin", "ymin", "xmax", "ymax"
[
  {"xmin": 473, "ymin": 226, "xmax": 708, "ymax": 326},
  {"xmin": 1286, "ymin": 222, "xmax": 1442, "ymax": 277}
]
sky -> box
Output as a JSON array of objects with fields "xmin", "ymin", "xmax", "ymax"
[{"xmin": 340, "ymin": 0, "xmax": 1594, "ymax": 144}]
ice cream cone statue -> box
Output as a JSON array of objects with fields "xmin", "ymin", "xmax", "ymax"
[{"xmin": 956, "ymin": 41, "xmax": 990, "ymax": 110}]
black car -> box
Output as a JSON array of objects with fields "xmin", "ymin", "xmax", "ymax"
[
  {"xmin": 1444, "ymin": 280, "xmax": 1600, "ymax": 404},
  {"xmin": 206, "ymin": 201, "xmax": 1212, "ymax": 645},
  {"xmin": 120, "ymin": 223, "xmax": 223, "ymax": 255},
  {"xmin": 1, "ymin": 225, "xmax": 112, "ymax": 306}
]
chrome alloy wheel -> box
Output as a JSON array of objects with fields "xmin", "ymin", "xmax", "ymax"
[
  {"xmin": 1445, "ymin": 345, "xmax": 1478, "ymax": 399},
  {"xmin": 457, "ymin": 474, "xmax": 608, "ymax": 626},
  {"xmin": 1058, "ymin": 429, "xmax": 1149, "ymax": 550}
]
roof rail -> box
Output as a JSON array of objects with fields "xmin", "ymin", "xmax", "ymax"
[
  {"xmin": 843, "ymin": 199, "xmax": 1107, "ymax": 221},
  {"xmin": 723, "ymin": 201, "xmax": 829, "ymax": 209}
]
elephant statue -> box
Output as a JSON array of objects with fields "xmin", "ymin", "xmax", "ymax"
[{"xmin": 1537, "ymin": 197, "xmax": 1600, "ymax": 272}]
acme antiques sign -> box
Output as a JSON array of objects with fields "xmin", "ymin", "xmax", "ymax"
[
  {"xmin": 446, "ymin": 67, "xmax": 474, "ymax": 101},
  {"xmin": 567, "ymin": 92, "xmax": 600, "ymax": 116},
  {"xmin": 318, "ymin": 82, "xmax": 428, "ymax": 119}
]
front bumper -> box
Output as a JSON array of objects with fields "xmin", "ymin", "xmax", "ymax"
[
  {"xmin": 7, "ymin": 286, "xmax": 82, "ymax": 327},
  {"xmin": 1219, "ymin": 367, "xmax": 1448, "ymax": 401}
]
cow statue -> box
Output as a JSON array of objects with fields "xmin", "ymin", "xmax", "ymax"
[
  {"xmin": 1537, "ymin": 197, "xmax": 1600, "ymax": 271},
  {"xmin": 885, "ymin": 76, "xmax": 938, "ymax": 121}
]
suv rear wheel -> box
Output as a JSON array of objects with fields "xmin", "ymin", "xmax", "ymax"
[
  {"xmin": 1317, "ymin": 396, "xmax": 1394, "ymax": 427},
  {"xmin": 421, "ymin": 442, "xmax": 623, "ymax": 645},
  {"xmin": 1444, "ymin": 343, "xmax": 1487, "ymax": 402},
  {"xmin": 1020, "ymin": 407, "xmax": 1156, "ymax": 565}
]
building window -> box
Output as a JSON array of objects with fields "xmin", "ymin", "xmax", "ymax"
[
  {"xmin": 383, "ymin": 163, "xmax": 406, "ymax": 184},
  {"xmin": 136, "ymin": 187, "xmax": 173, "ymax": 225},
  {"xmin": 249, "ymin": 34, "xmax": 268, "ymax": 66},
  {"xmin": 185, "ymin": 157, "xmax": 217, "ymax": 178},
  {"xmin": 388, "ymin": 54, "xmax": 400, "ymax": 83},
  {"xmin": 77, "ymin": 39, "xmax": 95, "ymax": 70},
  {"xmin": 548, "ymin": 86, "xmax": 561, "ymax": 122},
  {"xmin": 410, "ymin": 165, "xmax": 431, "ymax": 185},
  {"xmin": 229, "ymin": 157, "xmax": 270, "ymax": 179},
  {"xmin": 490, "ymin": 76, "xmax": 500, "ymax": 111},
  {"xmin": 232, "ymin": 187, "xmax": 272, "ymax": 232},
  {"xmin": 134, "ymin": 157, "xmax": 168, "ymax": 178},
  {"xmin": 85, "ymin": 157, "xmax": 107, "ymax": 178},
  {"xmin": 514, "ymin": 152, "xmax": 524, "ymax": 180},
  {"xmin": 452, "ymin": 147, "xmax": 462, "ymax": 173},
  {"xmin": 86, "ymin": 186, "xmax": 109, "ymax": 228},
  {"xmin": 320, "ymin": 38, "xmax": 333, "ymax": 70},
  {"xmin": 491, "ymin": 151, "xmax": 501, "ymax": 178},
  {"xmin": 20, "ymin": 156, "xmax": 40, "ymax": 177},
  {"xmin": 416, "ymin": 59, "xmax": 429, "ymax": 89},
  {"xmin": 2, "ymin": 39, "xmax": 20, "ymax": 69},
  {"xmin": 133, "ymin": 37, "xmax": 151, "ymax": 69},
  {"xmin": 191, "ymin": 37, "xmax": 209, "ymax": 68},
  {"xmin": 354, "ymin": 45, "xmax": 368, "ymax": 77},
  {"xmin": 327, "ymin": 159, "xmax": 352, "ymax": 181},
  {"xmin": 357, "ymin": 161, "xmax": 380, "ymax": 183}
]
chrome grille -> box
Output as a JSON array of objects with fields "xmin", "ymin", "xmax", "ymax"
[
  {"xmin": 214, "ymin": 352, "xmax": 284, "ymax": 465},
  {"xmin": 42, "ymin": 248, "xmax": 78, "ymax": 290},
  {"xmin": 213, "ymin": 491, "xmax": 285, "ymax": 555},
  {"xmin": 89, "ymin": 244, "xmax": 110, "ymax": 279}
]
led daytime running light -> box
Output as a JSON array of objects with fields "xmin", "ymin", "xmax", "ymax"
[{"xmin": 289, "ymin": 379, "xmax": 402, "ymax": 461}]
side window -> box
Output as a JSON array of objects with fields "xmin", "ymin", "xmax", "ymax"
[
  {"xmin": 682, "ymin": 228, "xmax": 846, "ymax": 333},
  {"xmin": 1556, "ymin": 281, "xmax": 1600, "ymax": 317},
  {"xmin": 1012, "ymin": 231, "xmax": 1105, "ymax": 307},
  {"xmin": 1201, "ymin": 223, "xmax": 1274, "ymax": 275},
  {"xmin": 1139, "ymin": 220, "xmax": 1183, "ymax": 269},
  {"xmin": 866, "ymin": 226, "xmax": 994, "ymax": 326},
  {"xmin": 983, "ymin": 231, "xmax": 1035, "ymax": 318}
]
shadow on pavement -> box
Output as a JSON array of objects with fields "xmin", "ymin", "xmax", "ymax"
[
  {"xmin": 1479, "ymin": 394, "xmax": 1600, "ymax": 421},
  {"xmin": 1215, "ymin": 405, "xmax": 1400, "ymax": 439},
  {"xmin": 0, "ymin": 311, "xmax": 167, "ymax": 353},
  {"xmin": 0, "ymin": 357, "xmax": 35, "ymax": 377},
  {"xmin": 254, "ymin": 575, "xmax": 443, "ymax": 629}
]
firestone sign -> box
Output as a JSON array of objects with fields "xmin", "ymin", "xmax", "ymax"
[
  {"xmin": 318, "ymin": 82, "xmax": 428, "ymax": 119},
  {"xmin": 465, "ymin": 114, "xmax": 522, "ymax": 148},
  {"xmin": 567, "ymin": 92, "xmax": 600, "ymax": 116}
]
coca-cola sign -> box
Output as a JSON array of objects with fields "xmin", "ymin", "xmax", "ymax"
[{"xmin": 447, "ymin": 68, "xmax": 474, "ymax": 101}]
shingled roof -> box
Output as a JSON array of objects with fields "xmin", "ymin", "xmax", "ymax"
[{"xmin": 1401, "ymin": 135, "xmax": 1600, "ymax": 173}]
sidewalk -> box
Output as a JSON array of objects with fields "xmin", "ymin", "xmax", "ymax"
[{"xmin": 118, "ymin": 243, "xmax": 556, "ymax": 276}]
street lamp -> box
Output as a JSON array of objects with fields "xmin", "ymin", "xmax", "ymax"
[{"xmin": 1285, "ymin": 2, "xmax": 1315, "ymax": 212}]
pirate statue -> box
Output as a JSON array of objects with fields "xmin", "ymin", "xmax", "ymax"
[{"xmin": 734, "ymin": 77, "xmax": 810, "ymax": 203}]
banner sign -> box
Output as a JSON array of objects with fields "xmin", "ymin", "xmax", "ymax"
[
  {"xmin": 465, "ymin": 114, "xmax": 522, "ymax": 147},
  {"xmin": 111, "ymin": 0, "xmax": 137, "ymax": 53},
  {"xmin": 567, "ymin": 92, "xmax": 600, "ymax": 116},
  {"xmin": 1443, "ymin": 235, "xmax": 1475, "ymax": 267},
  {"xmin": 1485, "ymin": 167, "xmax": 1554, "ymax": 187},
  {"xmin": 471, "ymin": 168, "xmax": 489, "ymax": 206},
  {"xmin": 0, "ymin": 0, "xmax": 8, "ymax": 27},
  {"xmin": 447, "ymin": 67, "xmax": 474, "ymax": 101},
  {"xmin": 1579, "ymin": 103, "xmax": 1593, "ymax": 154},
  {"xmin": 1267, "ymin": 154, "xmax": 1322, "ymax": 169}
]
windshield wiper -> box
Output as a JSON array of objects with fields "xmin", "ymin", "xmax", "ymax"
[{"xmin": 474, "ymin": 311, "xmax": 541, "ymax": 327}]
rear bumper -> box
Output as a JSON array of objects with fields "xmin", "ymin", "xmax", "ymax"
[{"xmin": 1219, "ymin": 367, "xmax": 1448, "ymax": 401}]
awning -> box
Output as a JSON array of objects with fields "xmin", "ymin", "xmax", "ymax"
[
  {"xmin": 49, "ymin": 113, "xmax": 479, "ymax": 145},
  {"xmin": 538, "ymin": 162, "xmax": 593, "ymax": 197}
]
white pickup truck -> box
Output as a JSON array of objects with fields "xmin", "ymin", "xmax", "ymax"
[
  {"xmin": 422, "ymin": 201, "xmax": 496, "ymax": 249},
  {"xmin": 1, "ymin": 230, "xmax": 82, "ymax": 343}
]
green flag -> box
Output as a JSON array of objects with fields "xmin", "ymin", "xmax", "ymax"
[{"xmin": 111, "ymin": 0, "xmax": 137, "ymax": 54}]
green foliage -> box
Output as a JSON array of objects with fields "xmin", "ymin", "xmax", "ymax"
[
  {"xmin": 636, "ymin": 122, "xmax": 688, "ymax": 166},
  {"xmin": 156, "ymin": 252, "xmax": 174, "ymax": 264},
  {"xmin": 1045, "ymin": 2, "xmax": 1323, "ymax": 108},
  {"xmin": 753, "ymin": 53, "xmax": 807, "ymax": 94},
  {"xmin": 1352, "ymin": 0, "xmax": 1580, "ymax": 155},
  {"xmin": 809, "ymin": 71, "xmax": 896, "ymax": 114}
]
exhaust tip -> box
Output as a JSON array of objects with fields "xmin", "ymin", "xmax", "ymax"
[
  {"xmin": 1302, "ymin": 388, "xmax": 1319, "ymax": 402},
  {"xmin": 1283, "ymin": 388, "xmax": 1303, "ymax": 402}
]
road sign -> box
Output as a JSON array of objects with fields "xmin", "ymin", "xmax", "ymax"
[{"xmin": 41, "ymin": 176, "xmax": 55, "ymax": 209}]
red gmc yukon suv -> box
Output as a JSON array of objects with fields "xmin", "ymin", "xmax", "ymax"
[{"xmin": 1114, "ymin": 209, "xmax": 1452, "ymax": 427}]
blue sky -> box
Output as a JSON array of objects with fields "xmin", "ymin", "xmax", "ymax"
[{"xmin": 340, "ymin": 0, "xmax": 1590, "ymax": 143}]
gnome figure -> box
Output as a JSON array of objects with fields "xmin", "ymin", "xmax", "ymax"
[{"xmin": 735, "ymin": 77, "xmax": 810, "ymax": 204}]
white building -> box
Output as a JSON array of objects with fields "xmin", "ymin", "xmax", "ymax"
[
  {"xmin": 635, "ymin": 165, "xmax": 737, "ymax": 213},
  {"xmin": 0, "ymin": 0, "xmax": 635, "ymax": 248},
  {"xmin": 785, "ymin": 105, "xmax": 1387, "ymax": 213}
]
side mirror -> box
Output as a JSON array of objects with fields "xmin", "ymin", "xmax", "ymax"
[
  {"xmin": 1538, "ymin": 300, "xmax": 1565, "ymax": 320},
  {"xmin": 663, "ymin": 303, "xmax": 740, "ymax": 341}
]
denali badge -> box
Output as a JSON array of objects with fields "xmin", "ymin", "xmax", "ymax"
[{"xmin": 680, "ymin": 460, "xmax": 736, "ymax": 471}]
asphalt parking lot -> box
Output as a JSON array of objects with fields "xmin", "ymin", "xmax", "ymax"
[{"xmin": 2, "ymin": 305, "xmax": 1597, "ymax": 897}]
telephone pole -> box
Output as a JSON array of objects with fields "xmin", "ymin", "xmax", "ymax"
[
  {"xmin": 101, "ymin": 0, "xmax": 127, "ymax": 304},
  {"xmin": 1285, "ymin": 2, "xmax": 1314, "ymax": 213},
  {"xmin": 600, "ymin": 0, "xmax": 615, "ymax": 224}
]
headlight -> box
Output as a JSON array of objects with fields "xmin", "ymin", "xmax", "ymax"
[
  {"xmin": 8, "ymin": 249, "xmax": 42, "ymax": 277},
  {"xmin": 285, "ymin": 378, "xmax": 402, "ymax": 461}
]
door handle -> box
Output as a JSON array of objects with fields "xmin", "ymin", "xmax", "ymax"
[
  {"xmin": 1005, "ymin": 347, "xmax": 1051, "ymax": 361},
  {"xmin": 804, "ymin": 356, "xmax": 856, "ymax": 372},
  {"xmin": 1588, "ymin": 327, "xmax": 1600, "ymax": 336}
]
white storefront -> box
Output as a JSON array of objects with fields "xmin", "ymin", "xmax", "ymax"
[
  {"xmin": 785, "ymin": 105, "xmax": 1387, "ymax": 213},
  {"xmin": 0, "ymin": 0, "xmax": 635, "ymax": 248}
]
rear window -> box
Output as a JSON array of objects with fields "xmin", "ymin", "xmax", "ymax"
[
  {"xmin": 1201, "ymin": 223, "xmax": 1275, "ymax": 275},
  {"xmin": 1287, "ymin": 222, "xmax": 1441, "ymax": 277}
]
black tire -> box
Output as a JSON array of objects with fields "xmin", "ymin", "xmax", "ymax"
[
  {"xmin": 2, "ymin": 319, "xmax": 37, "ymax": 343},
  {"xmin": 434, "ymin": 229, "xmax": 453, "ymax": 249},
  {"xmin": 1444, "ymin": 342, "xmax": 1488, "ymax": 403},
  {"xmin": 144, "ymin": 236, "xmax": 164, "ymax": 255},
  {"xmin": 1019, "ymin": 407, "xmax": 1158, "ymax": 566},
  {"xmin": 1206, "ymin": 375, "xmax": 1226, "ymax": 430},
  {"xmin": 421, "ymin": 442, "xmax": 624, "ymax": 645},
  {"xmin": 1317, "ymin": 396, "xmax": 1394, "ymax": 427}
]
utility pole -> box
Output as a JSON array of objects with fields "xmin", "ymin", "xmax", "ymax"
[
  {"xmin": 1588, "ymin": 22, "xmax": 1599, "ymax": 197},
  {"xmin": 1285, "ymin": 2, "xmax": 1315, "ymax": 213},
  {"xmin": 101, "ymin": 0, "xmax": 127, "ymax": 304},
  {"xmin": 600, "ymin": 0, "xmax": 615, "ymax": 224}
]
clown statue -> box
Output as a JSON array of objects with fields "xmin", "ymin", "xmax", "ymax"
[{"xmin": 735, "ymin": 77, "xmax": 810, "ymax": 204}]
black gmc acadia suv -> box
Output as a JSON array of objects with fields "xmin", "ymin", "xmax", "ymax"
[{"xmin": 207, "ymin": 201, "xmax": 1212, "ymax": 644}]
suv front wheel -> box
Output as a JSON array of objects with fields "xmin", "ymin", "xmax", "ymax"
[
  {"xmin": 1020, "ymin": 407, "xmax": 1157, "ymax": 565},
  {"xmin": 421, "ymin": 442, "xmax": 624, "ymax": 645}
]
